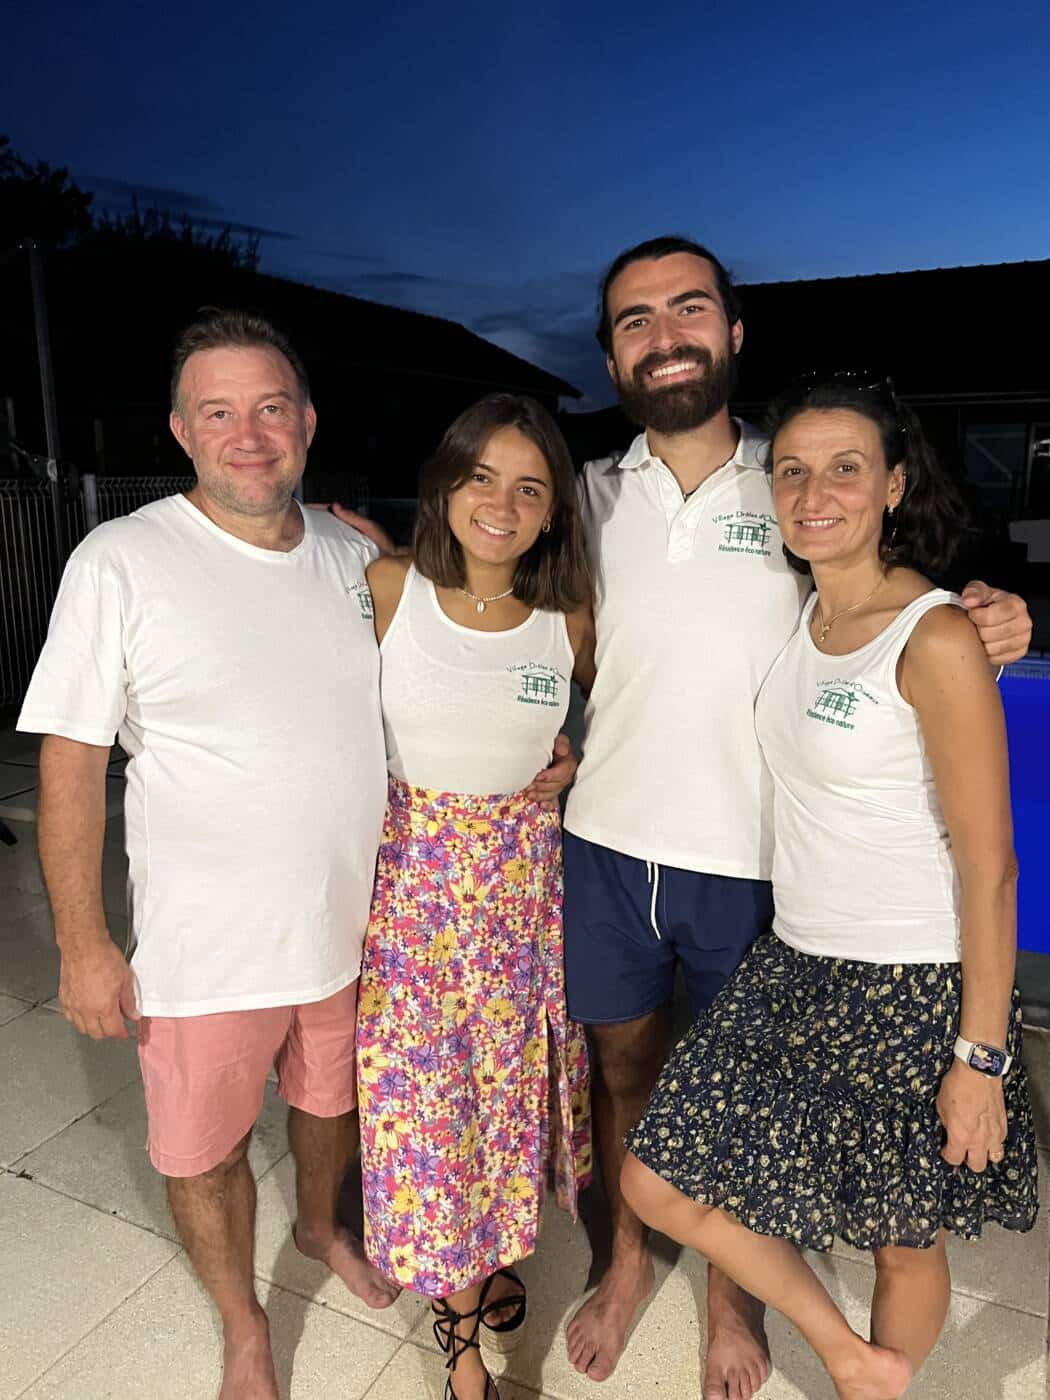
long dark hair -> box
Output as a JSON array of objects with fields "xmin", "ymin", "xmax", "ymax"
[
  {"xmin": 765, "ymin": 373, "xmax": 972, "ymax": 577},
  {"xmin": 413, "ymin": 394, "xmax": 592, "ymax": 612}
]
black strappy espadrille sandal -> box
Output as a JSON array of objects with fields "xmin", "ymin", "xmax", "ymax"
[
  {"xmin": 431, "ymin": 1293, "xmax": 500, "ymax": 1399},
  {"xmin": 479, "ymin": 1268, "xmax": 527, "ymax": 1355}
]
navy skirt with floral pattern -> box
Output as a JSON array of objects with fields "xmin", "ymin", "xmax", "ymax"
[{"xmin": 626, "ymin": 933, "xmax": 1039, "ymax": 1251}]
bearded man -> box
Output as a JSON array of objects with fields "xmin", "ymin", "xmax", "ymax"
[{"xmin": 559, "ymin": 236, "xmax": 1032, "ymax": 1399}]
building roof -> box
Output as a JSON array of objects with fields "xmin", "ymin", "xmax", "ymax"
[
  {"xmin": 249, "ymin": 271, "xmax": 581, "ymax": 399},
  {"xmin": 1, "ymin": 243, "xmax": 581, "ymax": 406},
  {"xmin": 734, "ymin": 258, "xmax": 1050, "ymax": 405}
]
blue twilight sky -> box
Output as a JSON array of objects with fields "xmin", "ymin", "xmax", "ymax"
[{"xmin": 6, "ymin": 0, "xmax": 1050, "ymax": 405}]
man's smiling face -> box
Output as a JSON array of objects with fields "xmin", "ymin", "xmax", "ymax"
[
  {"xmin": 170, "ymin": 345, "xmax": 316, "ymax": 519},
  {"xmin": 604, "ymin": 252, "xmax": 743, "ymax": 434}
]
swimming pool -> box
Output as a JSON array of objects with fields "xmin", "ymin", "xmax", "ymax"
[{"xmin": 1003, "ymin": 661, "xmax": 1050, "ymax": 954}]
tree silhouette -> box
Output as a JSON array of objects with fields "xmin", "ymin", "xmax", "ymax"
[
  {"xmin": 0, "ymin": 135, "xmax": 257, "ymax": 270},
  {"xmin": 0, "ymin": 135, "xmax": 94, "ymax": 247}
]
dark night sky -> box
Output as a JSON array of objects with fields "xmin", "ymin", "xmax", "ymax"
[{"xmin": 7, "ymin": 0, "xmax": 1050, "ymax": 405}]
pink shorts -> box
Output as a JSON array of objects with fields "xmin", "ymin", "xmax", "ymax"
[{"xmin": 137, "ymin": 981, "xmax": 358, "ymax": 1177}]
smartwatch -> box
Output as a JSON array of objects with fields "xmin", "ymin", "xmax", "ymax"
[{"xmin": 953, "ymin": 1036, "xmax": 1012, "ymax": 1078}]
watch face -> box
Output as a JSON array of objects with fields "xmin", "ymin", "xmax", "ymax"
[{"xmin": 968, "ymin": 1043, "xmax": 1007, "ymax": 1076}]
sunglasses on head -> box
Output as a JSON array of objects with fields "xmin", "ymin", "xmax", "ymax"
[{"xmin": 792, "ymin": 368, "xmax": 900, "ymax": 409}]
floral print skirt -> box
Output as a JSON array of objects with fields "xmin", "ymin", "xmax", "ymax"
[
  {"xmin": 357, "ymin": 777, "xmax": 591, "ymax": 1297},
  {"xmin": 627, "ymin": 933, "xmax": 1038, "ymax": 1251}
]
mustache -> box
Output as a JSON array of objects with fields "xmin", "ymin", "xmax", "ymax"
[{"xmin": 632, "ymin": 345, "xmax": 714, "ymax": 387}]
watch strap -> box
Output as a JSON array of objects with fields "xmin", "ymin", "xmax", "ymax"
[{"xmin": 953, "ymin": 1035, "xmax": 1013, "ymax": 1077}]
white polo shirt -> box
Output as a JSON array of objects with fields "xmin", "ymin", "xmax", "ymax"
[
  {"xmin": 18, "ymin": 497, "xmax": 386, "ymax": 1017},
  {"xmin": 564, "ymin": 422, "xmax": 810, "ymax": 880}
]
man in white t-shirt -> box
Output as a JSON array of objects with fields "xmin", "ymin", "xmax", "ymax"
[
  {"xmin": 559, "ymin": 238, "xmax": 1033, "ymax": 1398},
  {"xmin": 17, "ymin": 311, "xmax": 397, "ymax": 1400}
]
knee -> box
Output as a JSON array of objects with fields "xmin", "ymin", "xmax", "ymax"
[
  {"xmin": 620, "ymin": 1151, "xmax": 705, "ymax": 1234},
  {"xmin": 590, "ymin": 1035, "xmax": 662, "ymax": 1101},
  {"xmin": 873, "ymin": 1235, "xmax": 948, "ymax": 1279},
  {"xmin": 167, "ymin": 1130, "xmax": 252, "ymax": 1188}
]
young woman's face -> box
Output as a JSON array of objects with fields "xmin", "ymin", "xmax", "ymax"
[
  {"xmin": 446, "ymin": 426, "xmax": 554, "ymax": 568},
  {"xmin": 770, "ymin": 408, "xmax": 905, "ymax": 568}
]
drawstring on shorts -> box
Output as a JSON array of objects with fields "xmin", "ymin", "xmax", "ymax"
[{"xmin": 644, "ymin": 861, "xmax": 662, "ymax": 940}]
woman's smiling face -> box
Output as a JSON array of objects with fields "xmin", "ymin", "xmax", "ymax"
[
  {"xmin": 445, "ymin": 426, "xmax": 553, "ymax": 568},
  {"xmin": 771, "ymin": 408, "xmax": 905, "ymax": 568}
]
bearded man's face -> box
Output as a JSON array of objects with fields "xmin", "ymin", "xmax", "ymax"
[{"xmin": 604, "ymin": 252, "xmax": 742, "ymax": 433}]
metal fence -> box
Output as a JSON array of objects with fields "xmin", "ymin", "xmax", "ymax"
[{"xmin": 0, "ymin": 475, "xmax": 194, "ymax": 709}]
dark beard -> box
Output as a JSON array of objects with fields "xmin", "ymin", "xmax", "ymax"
[{"xmin": 615, "ymin": 345, "xmax": 737, "ymax": 434}]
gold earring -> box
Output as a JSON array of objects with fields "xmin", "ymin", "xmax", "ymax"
[{"xmin": 541, "ymin": 520, "xmax": 552, "ymax": 533}]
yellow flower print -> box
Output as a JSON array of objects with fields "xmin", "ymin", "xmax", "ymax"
[
  {"xmin": 482, "ymin": 997, "xmax": 516, "ymax": 1028},
  {"xmin": 388, "ymin": 1242, "xmax": 419, "ymax": 1282},
  {"xmin": 374, "ymin": 1115, "xmax": 407, "ymax": 1151},
  {"xmin": 357, "ymin": 1048, "xmax": 390, "ymax": 1083},
  {"xmin": 476, "ymin": 1055, "xmax": 511, "ymax": 1093},
  {"xmin": 449, "ymin": 872, "xmax": 491, "ymax": 907},
  {"xmin": 522, "ymin": 1036, "xmax": 546, "ymax": 1069},
  {"xmin": 441, "ymin": 990, "xmax": 471, "ymax": 1026},
  {"xmin": 431, "ymin": 927, "xmax": 458, "ymax": 963},
  {"xmin": 504, "ymin": 1175, "xmax": 532, "ymax": 1203},
  {"xmin": 459, "ymin": 1122, "xmax": 480, "ymax": 1158},
  {"xmin": 500, "ymin": 857, "xmax": 531, "ymax": 884},
  {"xmin": 392, "ymin": 1184, "xmax": 423, "ymax": 1214},
  {"xmin": 359, "ymin": 985, "xmax": 390, "ymax": 1019},
  {"xmin": 470, "ymin": 1179, "xmax": 497, "ymax": 1213}
]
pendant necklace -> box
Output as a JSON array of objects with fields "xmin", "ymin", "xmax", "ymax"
[
  {"xmin": 815, "ymin": 574, "xmax": 885, "ymax": 644},
  {"xmin": 458, "ymin": 586, "xmax": 514, "ymax": 615}
]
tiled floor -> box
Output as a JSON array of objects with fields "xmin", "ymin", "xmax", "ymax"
[{"xmin": 1, "ymin": 751, "xmax": 1047, "ymax": 1398}]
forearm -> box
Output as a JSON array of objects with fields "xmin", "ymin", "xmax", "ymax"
[
  {"xmin": 956, "ymin": 867, "xmax": 1018, "ymax": 1047},
  {"xmin": 37, "ymin": 735, "xmax": 111, "ymax": 950}
]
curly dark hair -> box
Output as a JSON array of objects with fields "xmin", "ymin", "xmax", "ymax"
[
  {"xmin": 764, "ymin": 374, "xmax": 972, "ymax": 578},
  {"xmin": 413, "ymin": 394, "xmax": 592, "ymax": 613}
]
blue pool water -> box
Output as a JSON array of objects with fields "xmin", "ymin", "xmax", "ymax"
[{"xmin": 1003, "ymin": 663, "xmax": 1050, "ymax": 954}]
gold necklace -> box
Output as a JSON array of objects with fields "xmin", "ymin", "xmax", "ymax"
[
  {"xmin": 458, "ymin": 585, "xmax": 514, "ymax": 615},
  {"xmin": 815, "ymin": 574, "xmax": 885, "ymax": 644}
]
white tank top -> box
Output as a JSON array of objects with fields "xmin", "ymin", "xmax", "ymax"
[
  {"xmin": 380, "ymin": 563, "xmax": 574, "ymax": 796},
  {"xmin": 755, "ymin": 589, "xmax": 964, "ymax": 964}
]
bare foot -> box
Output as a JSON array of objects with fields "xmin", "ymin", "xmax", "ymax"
[
  {"xmin": 703, "ymin": 1292, "xmax": 771, "ymax": 1399},
  {"xmin": 565, "ymin": 1252, "xmax": 656, "ymax": 1381},
  {"xmin": 218, "ymin": 1316, "xmax": 278, "ymax": 1400},
  {"xmin": 294, "ymin": 1222, "xmax": 401, "ymax": 1309},
  {"xmin": 829, "ymin": 1340, "xmax": 913, "ymax": 1399}
]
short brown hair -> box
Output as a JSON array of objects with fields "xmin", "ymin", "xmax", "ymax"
[
  {"xmin": 413, "ymin": 395, "xmax": 592, "ymax": 613},
  {"xmin": 170, "ymin": 307, "xmax": 310, "ymax": 411}
]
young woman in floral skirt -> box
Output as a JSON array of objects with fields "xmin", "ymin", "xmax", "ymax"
[{"xmin": 356, "ymin": 394, "xmax": 596, "ymax": 1400}]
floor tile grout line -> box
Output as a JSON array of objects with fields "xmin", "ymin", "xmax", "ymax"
[
  {"xmin": 10, "ymin": 1245, "xmax": 178, "ymax": 1399},
  {"xmin": 7, "ymin": 1171, "xmax": 183, "ymax": 1248},
  {"xmin": 361, "ymin": 1335, "xmax": 550, "ymax": 1400},
  {"xmin": 8, "ymin": 1174, "xmax": 433, "ymax": 1355},
  {"xmin": 823, "ymin": 1245, "xmax": 1050, "ymax": 1323},
  {"xmin": 5, "ymin": 1066, "xmax": 144, "ymax": 1174},
  {"xmin": 11, "ymin": 1163, "xmax": 1050, "ymax": 1333}
]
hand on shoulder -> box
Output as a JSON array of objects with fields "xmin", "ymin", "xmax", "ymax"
[{"xmin": 900, "ymin": 600, "xmax": 1000, "ymax": 710}]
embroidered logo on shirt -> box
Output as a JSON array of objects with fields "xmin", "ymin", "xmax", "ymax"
[
  {"xmin": 806, "ymin": 679, "xmax": 879, "ymax": 731},
  {"xmin": 712, "ymin": 510, "xmax": 776, "ymax": 556},
  {"xmin": 506, "ymin": 663, "xmax": 566, "ymax": 708},
  {"xmin": 346, "ymin": 583, "xmax": 374, "ymax": 620}
]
